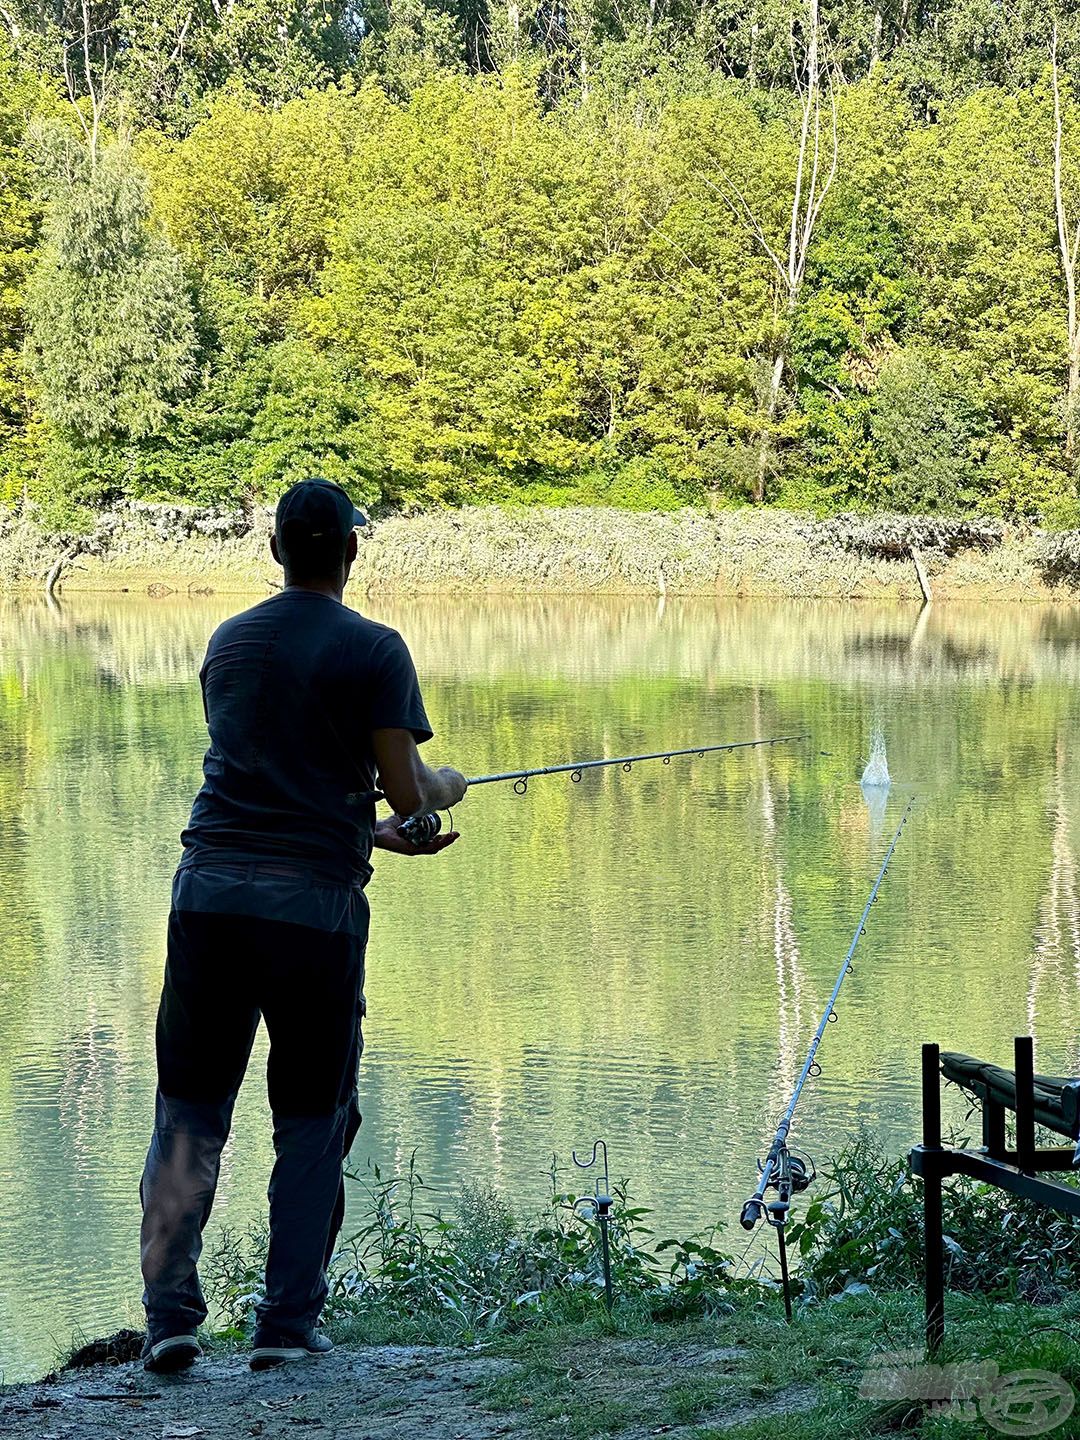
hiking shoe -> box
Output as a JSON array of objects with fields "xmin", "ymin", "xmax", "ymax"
[
  {"xmin": 250, "ymin": 1326, "xmax": 333, "ymax": 1371},
  {"xmin": 142, "ymin": 1333, "xmax": 202, "ymax": 1374}
]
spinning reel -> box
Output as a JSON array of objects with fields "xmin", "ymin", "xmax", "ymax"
[
  {"xmin": 398, "ymin": 812, "xmax": 443, "ymax": 846},
  {"xmin": 740, "ymin": 1146, "xmax": 815, "ymax": 1231}
]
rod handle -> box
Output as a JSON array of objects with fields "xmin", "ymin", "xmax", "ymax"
[{"xmin": 740, "ymin": 1197, "xmax": 766, "ymax": 1230}]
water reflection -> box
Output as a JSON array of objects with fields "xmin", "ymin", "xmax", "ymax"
[
  {"xmin": 2, "ymin": 594, "xmax": 1080, "ymax": 1380},
  {"xmin": 1026, "ymin": 735, "xmax": 1080, "ymax": 1046}
]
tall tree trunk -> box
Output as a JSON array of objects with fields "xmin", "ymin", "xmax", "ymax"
[
  {"xmin": 755, "ymin": 351, "xmax": 785, "ymax": 503},
  {"xmin": 710, "ymin": 0, "xmax": 838, "ymax": 502},
  {"xmin": 1052, "ymin": 26, "xmax": 1080, "ymax": 463}
]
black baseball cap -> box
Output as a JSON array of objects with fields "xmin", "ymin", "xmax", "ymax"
[{"xmin": 274, "ymin": 478, "xmax": 368, "ymax": 551}]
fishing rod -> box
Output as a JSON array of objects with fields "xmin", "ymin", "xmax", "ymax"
[
  {"xmin": 391, "ymin": 734, "xmax": 810, "ymax": 843},
  {"xmin": 740, "ymin": 795, "xmax": 916, "ymax": 1319}
]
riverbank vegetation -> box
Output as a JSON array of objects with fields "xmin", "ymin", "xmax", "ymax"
[
  {"xmin": 5, "ymin": 5, "xmax": 1080, "ymax": 527},
  {"xmin": 6, "ymin": 501, "xmax": 1065, "ymax": 597},
  {"xmin": 200, "ymin": 1135, "xmax": 1080, "ymax": 1432},
  {"xmin": 9, "ymin": 1136, "xmax": 1080, "ymax": 1438},
  {"xmin": 197, "ymin": 1133, "xmax": 1080, "ymax": 1343}
]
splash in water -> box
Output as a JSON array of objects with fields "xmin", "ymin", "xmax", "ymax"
[{"xmin": 861, "ymin": 727, "xmax": 891, "ymax": 789}]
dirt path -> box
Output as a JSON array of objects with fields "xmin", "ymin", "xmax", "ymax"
[
  {"xmin": 1, "ymin": 1345, "xmax": 523, "ymax": 1440},
  {"xmin": 0, "ymin": 1337, "xmax": 816, "ymax": 1439}
]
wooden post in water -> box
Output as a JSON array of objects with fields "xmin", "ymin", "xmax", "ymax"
[{"xmin": 910, "ymin": 546, "xmax": 932, "ymax": 605}]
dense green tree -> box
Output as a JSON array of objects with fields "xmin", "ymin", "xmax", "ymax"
[
  {"xmin": 0, "ymin": 0, "xmax": 363, "ymax": 131},
  {"xmin": 895, "ymin": 85, "xmax": 1070, "ymax": 515},
  {"xmin": 0, "ymin": 41, "xmax": 50, "ymax": 505},
  {"xmin": 868, "ymin": 349, "xmax": 985, "ymax": 511},
  {"xmin": 25, "ymin": 128, "xmax": 197, "ymax": 496},
  {"xmin": 134, "ymin": 86, "xmax": 378, "ymax": 502},
  {"xmin": 130, "ymin": 340, "xmax": 378, "ymax": 504}
]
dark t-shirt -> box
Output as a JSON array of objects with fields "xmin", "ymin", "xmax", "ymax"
[{"xmin": 178, "ymin": 590, "xmax": 432, "ymax": 902}]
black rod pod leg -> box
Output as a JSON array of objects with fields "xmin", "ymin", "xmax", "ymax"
[
  {"xmin": 920, "ymin": 1042, "xmax": 945, "ymax": 1353},
  {"xmin": 596, "ymin": 1195, "xmax": 614, "ymax": 1313},
  {"xmin": 1014, "ymin": 1036, "xmax": 1036, "ymax": 1175}
]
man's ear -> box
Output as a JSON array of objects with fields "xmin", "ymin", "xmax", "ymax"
[
  {"xmin": 270, "ymin": 533, "xmax": 282, "ymax": 567},
  {"xmin": 346, "ymin": 531, "xmax": 359, "ymax": 563}
]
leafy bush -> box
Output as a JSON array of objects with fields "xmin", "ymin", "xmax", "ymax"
[
  {"xmin": 867, "ymin": 351, "xmax": 988, "ymax": 513},
  {"xmin": 1038, "ymin": 495, "xmax": 1080, "ymax": 532},
  {"xmin": 1034, "ymin": 528, "xmax": 1080, "ymax": 582},
  {"xmin": 788, "ymin": 1131, "xmax": 1080, "ymax": 1306},
  {"xmin": 511, "ymin": 460, "xmax": 706, "ymax": 512},
  {"xmin": 204, "ymin": 1221, "xmax": 271, "ymax": 1335},
  {"xmin": 818, "ymin": 512, "xmax": 1005, "ymax": 558}
]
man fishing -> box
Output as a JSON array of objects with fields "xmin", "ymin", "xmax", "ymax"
[{"xmin": 139, "ymin": 478, "xmax": 468, "ymax": 1375}]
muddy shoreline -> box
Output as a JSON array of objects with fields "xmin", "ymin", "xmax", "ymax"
[
  {"xmin": 0, "ymin": 1330, "xmax": 822, "ymax": 1440},
  {"xmin": 1, "ymin": 504, "xmax": 1076, "ymax": 601},
  {"xmin": 0, "ymin": 1328, "xmax": 822, "ymax": 1440}
]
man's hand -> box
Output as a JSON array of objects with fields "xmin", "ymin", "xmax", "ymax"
[
  {"xmin": 374, "ymin": 814, "xmax": 460, "ymax": 856},
  {"xmin": 435, "ymin": 767, "xmax": 469, "ymax": 806}
]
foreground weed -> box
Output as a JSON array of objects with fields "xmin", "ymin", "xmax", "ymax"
[
  {"xmin": 208, "ymin": 1151, "xmax": 753, "ymax": 1340},
  {"xmin": 789, "ymin": 1128, "xmax": 1080, "ymax": 1304}
]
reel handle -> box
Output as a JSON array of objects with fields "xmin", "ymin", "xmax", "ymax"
[{"xmin": 399, "ymin": 811, "xmax": 442, "ymax": 846}]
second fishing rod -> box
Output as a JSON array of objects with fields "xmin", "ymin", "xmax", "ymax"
[
  {"xmin": 740, "ymin": 795, "xmax": 916, "ymax": 1319},
  {"xmin": 375, "ymin": 733, "xmax": 811, "ymax": 843}
]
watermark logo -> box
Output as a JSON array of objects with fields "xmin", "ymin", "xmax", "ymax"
[{"xmin": 860, "ymin": 1349, "xmax": 1075, "ymax": 1436}]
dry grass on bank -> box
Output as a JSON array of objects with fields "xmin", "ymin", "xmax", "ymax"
[{"xmin": 0, "ymin": 504, "xmax": 1072, "ymax": 600}]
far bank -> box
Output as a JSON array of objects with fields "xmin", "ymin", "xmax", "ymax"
[{"xmin": 2, "ymin": 503, "xmax": 1078, "ymax": 601}]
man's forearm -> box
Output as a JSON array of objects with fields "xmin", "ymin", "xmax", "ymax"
[
  {"xmin": 374, "ymin": 765, "xmax": 464, "ymax": 817},
  {"xmin": 372, "ymin": 729, "xmax": 468, "ymax": 815}
]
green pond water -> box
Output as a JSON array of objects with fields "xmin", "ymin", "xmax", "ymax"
[{"xmin": 2, "ymin": 594, "xmax": 1080, "ymax": 1381}]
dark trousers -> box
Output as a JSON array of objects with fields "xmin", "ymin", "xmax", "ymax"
[{"xmin": 140, "ymin": 908, "xmax": 367, "ymax": 1338}]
